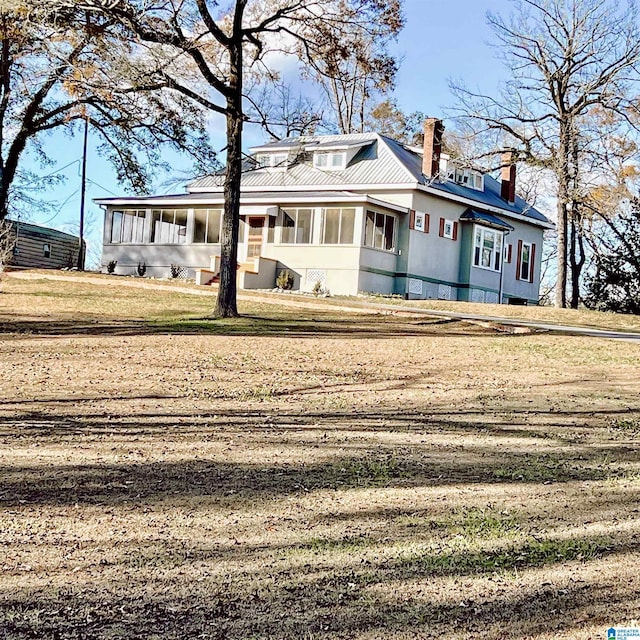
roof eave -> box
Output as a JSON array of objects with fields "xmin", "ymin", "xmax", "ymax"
[
  {"xmin": 418, "ymin": 184, "xmax": 555, "ymax": 230},
  {"xmin": 93, "ymin": 192, "xmax": 409, "ymax": 214}
]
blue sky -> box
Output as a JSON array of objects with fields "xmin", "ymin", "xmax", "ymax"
[{"xmin": 21, "ymin": 0, "xmax": 514, "ymax": 265}]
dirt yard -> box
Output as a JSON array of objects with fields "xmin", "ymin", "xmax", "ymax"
[{"xmin": 1, "ymin": 274, "xmax": 639, "ymax": 639}]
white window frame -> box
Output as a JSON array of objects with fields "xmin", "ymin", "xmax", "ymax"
[
  {"xmin": 314, "ymin": 151, "xmax": 346, "ymax": 171},
  {"xmin": 473, "ymin": 225, "xmax": 503, "ymax": 272},
  {"xmin": 446, "ymin": 163, "xmax": 484, "ymax": 191},
  {"xmin": 364, "ymin": 210, "xmax": 397, "ymax": 252},
  {"xmin": 443, "ymin": 219, "xmax": 455, "ymax": 239},
  {"xmin": 320, "ymin": 207, "xmax": 356, "ymax": 245},
  {"xmin": 193, "ymin": 208, "xmax": 223, "ymax": 244},
  {"xmin": 281, "ymin": 208, "xmax": 314, "ymax": 244},
  {"xmin": 151, "ymin": 209, "xmax": 188, "ymax": 244},
  {"xmin": 111, "ymin": 209, "xmax": 146, "ymax": 244},
  {"xmin": 414, "ymin": 211, "xmax": 426, "ymax": 232},
  {"xmin": 520, "ymin": 241, "xmax": 533, "ymax": 281},
  {"xmin": 255, "ymin": 154, "xmax": 270, "ymax": 168},
  {"xmin": 255, "ymin": 153, "xmax": 288, "ymax": 170}
]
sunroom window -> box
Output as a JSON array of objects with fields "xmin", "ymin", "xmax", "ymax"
[
  {"xmin": 364, "ymin": 210, "xmax": 396, "ymax": 251},
  {"xmin": 321, "ymin": 208, "xmax": 355, "ymax": 244},
  {"xmin": 193, "ymin": 209, "xmax": 222, "ymax": 243},
  {"xmin": 151, "ymin": 209, "xmax": 188, "ymax": 244},
  {"xmin": 111, "ymin": 210, "xmax": 145, "ymax": 243},
  {"xmin": 281, "ymin": 208, "xmax": 313, "ymax": 244}
]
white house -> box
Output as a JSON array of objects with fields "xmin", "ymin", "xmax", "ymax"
[{"xmin": 96, "ymin": 119, "xmax": 553, "ymax": 304}]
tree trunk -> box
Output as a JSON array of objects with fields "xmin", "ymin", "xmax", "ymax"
[
  {"xmin": 569, "ymin": 209, "xmax": 586, "ymax": 309},
  {"xmin": 555, "ymin": 193, "xmax": 568, "ymax": 308},
  {"xmin": 555, "ymin": 124, "xmax": 570, "ymax": 308},
  {"xmin": 0, "ymin": 132, "xmax": 27, "ymax": 221},
  {"xmin": 0, "ymin": 172, "xmax": 9, "ymax": 221},
  {"xmin": 214, "ymin": 24, "xmax": 243, "ymax": 318}
]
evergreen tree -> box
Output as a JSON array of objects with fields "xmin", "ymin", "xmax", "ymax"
[{"xmin": 584, "ymin": 200, "xmax": 640, "ymax": 314}]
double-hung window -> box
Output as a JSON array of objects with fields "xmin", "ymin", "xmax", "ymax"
[
  {"xmin": 321, "ymin": 208, "xmax": 355, "ymax": 244},
  {"xmin": 473, "ymin": 226, "xmax": 503, "ymax": 271},
  {"xmin": 281, "ymin": 208, "xmax": 313, "ymax": 244},
  {"xmin": 111, "ymin": 210, "xmax": 145, "ymax": 243},
  {"xmin": 517, "ymin": 241, "xmax": 535, "ymax": 281},
  {"xmin": 364, "ymin": 210, "xmax": 396, "ymax": 251}
]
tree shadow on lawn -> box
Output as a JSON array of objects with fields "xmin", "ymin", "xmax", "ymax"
[
  {"xmin": 0, "ymin": 313, "xmax": 523, "ymax": 340},
  {"xmin": 2, "ymin": 402, "xmax": 638, "ymax": 444},
  {"xmin": 0, "ymin": 529, "xmax": 636, "ymax": 639},
  {"xmin": 0, "ymin": 433, "xmax": 637, "ymax": 508}
]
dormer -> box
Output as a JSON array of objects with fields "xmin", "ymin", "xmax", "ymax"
[
  {"xmin": 306, "ymin": 139, "xmax": 375, "ymax": 172},
  {"xmin": 250, "ymin": 142, "xmax": 299, "ymax": 171},
  {"xmin": 439, "ymin": 154, "xmax": 484, "ymax": 191},
  {"xmin": 313, "ymin": 150, "xmax": 347, "ymax": 170},
  {"xmin": 255, "ymin": 152, "xmax": 289, "ymax": 170}
]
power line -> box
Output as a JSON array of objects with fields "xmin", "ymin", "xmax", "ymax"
[{"xmin": 40, "ymin": 188, "xmax": 80, "ymax": 225}]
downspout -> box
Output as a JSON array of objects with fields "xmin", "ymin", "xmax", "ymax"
[{"xmin": 499, "ymin": 229, "xmax": 510, "ymax": 304}]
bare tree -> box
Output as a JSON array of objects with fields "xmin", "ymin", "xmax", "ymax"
[
  {"xmin": 366, "ymin": 99, "xmax": 425, "ymax": 145},
  {"xmin": 1, "ymin": 1, "xmax": 215, "ymax": 220},
  {"xmin": 79, "ymin": 0, "xmax": 402, "ymax": 317},
  {"xmin": 245, "ymin": 80, "xmax": 324, "ymax": 140},
  {"xmin": 303, "ymin": 9, "xmax": 403, "ymax": 134},
  {"xmin": 451, "ymin": 0, "xmax": 640, "ymax": 308}
]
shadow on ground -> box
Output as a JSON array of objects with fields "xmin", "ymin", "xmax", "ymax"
[{"xmin": 0, "ymin": 313, "xmax": 533, "ymax": 340}]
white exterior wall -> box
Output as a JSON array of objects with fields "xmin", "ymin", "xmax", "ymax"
[
  {"xmin": 263, "ymin": 244, "xmax": 362, "ymax": 294},
  {"xmin": 100, "ymin": 185, "xmax": 547, "ymax": 301}
]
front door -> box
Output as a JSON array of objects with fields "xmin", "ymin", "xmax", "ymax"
[{"xmin": 247, "ymin": 217, "xmax": 265, "ymax": 259}]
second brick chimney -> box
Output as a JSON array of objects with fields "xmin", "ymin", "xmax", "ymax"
[
  {"xmin": 501, "ymin": 152, "xmax": 517, "ymax": 204},
  {"xmin": 423, "ymin": 118, "xmax": 444, "ymax": 179}
]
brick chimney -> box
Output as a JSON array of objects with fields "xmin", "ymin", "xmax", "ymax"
[
  {"xmin": 501, "ymin": 152, "xmax": 516, "ymax": 204},
  {"xmin": 422, "ymin": 118, "xmax": 444, "ymax": 179}
]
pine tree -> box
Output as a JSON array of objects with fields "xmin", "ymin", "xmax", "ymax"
[{"xmin": 584, "ymin": 200, "xmax": 640, "ymax": 314}]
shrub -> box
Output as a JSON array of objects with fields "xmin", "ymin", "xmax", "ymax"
[
  {"xmin": 107, "ymin": 260, "xmax": 117, "ymax": 274},
  {"xmin": 276, "ymin": 269, "xmax": 294, "ymax": 290},
  {"xmin": 169, "ymin": 264, "xmax": 185, "ymax": 279},
  {"xmin": 137, "ymin": 261, "xmax": 147, "ymax": 277}
]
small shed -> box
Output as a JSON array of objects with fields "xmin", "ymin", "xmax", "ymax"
[{"xmin": 7, "ymin": 221, "xmax": 84, "ymax": 270}]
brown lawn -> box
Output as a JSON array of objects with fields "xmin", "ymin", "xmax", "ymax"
[{"xmin": 0, "ymin": 274, "xmax": 639, "ymax": 639}]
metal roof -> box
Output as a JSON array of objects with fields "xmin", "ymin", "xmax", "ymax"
[
  {"xmin": 427, "ymin": 174, "xmax": 550, "ymax": 225},
  {"xmin": 104, "ymin": 132, "xmax": 552, "ymax": 230},
  {"xmin": 189, "ymin": 134, "xmax": 416, "ymax": 191},
  {"xmin": 459, "ymin": 209, "xmax": 515, "ymax": 231}
]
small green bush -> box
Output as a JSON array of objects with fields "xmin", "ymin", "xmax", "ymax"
[
  {"xmin": 137, "ymin": 261, "xmax": 147, "ymax": 277},
  {"xmin": 107, "ymin": 260, "xmax": 117, "ymax": 274}
]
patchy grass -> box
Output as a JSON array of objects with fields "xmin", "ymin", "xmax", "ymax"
[
  {"xmin": 369, "ymin": 295, "xmax": 640, "ymax": 333},
  {"xmin": 0, "ymin": 274, "xmax": 639, "ymax": 639}
]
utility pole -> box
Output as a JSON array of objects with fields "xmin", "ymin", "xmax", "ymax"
[{"xmin": 77, "ymin": 114, "xmax": 88, "ymax": 271}]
